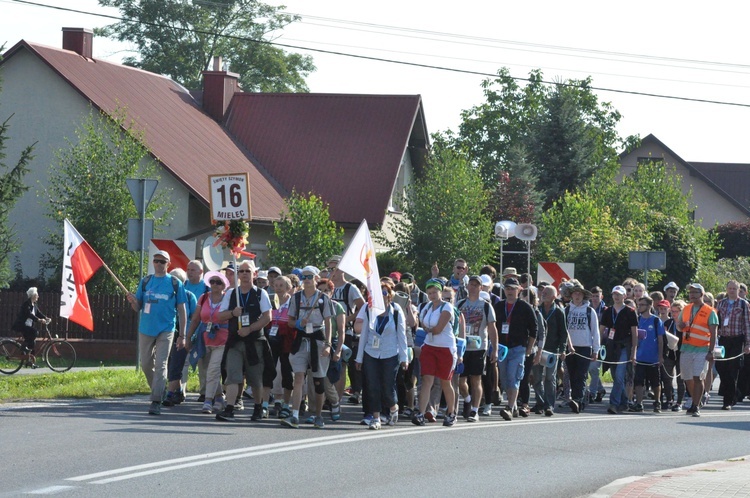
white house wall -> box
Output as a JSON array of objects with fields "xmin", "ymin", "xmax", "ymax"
[{"xmin": 0, "ymin": 49, "xmax": 192, "ymax": 279}]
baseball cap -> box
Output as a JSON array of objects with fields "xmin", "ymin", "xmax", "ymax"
[
  {"xmin": 401, "ymin": 272, "xmax": 415, "ymax": 283},
  {"xmin": 656, "ymin": 299, "xmax": 671, "ymax": 308},
  {"xmin": 468, "ymin": 275, "xmax": 483, "ymax": 284},
  {"xmin": 153, "ymin": 250, "xmax": 170, "ymax": 261},
  {"xmin": 687, "ymin": 283, "xmax": 705, "ymax": 294},
  {"xmin": 612, "ymin": 285, "xmax": 627, "ymax": 295},
  {"xmin": 480, "ymin": 274, "xmax": 493, "ymax": 287},
  {"xmin": 223, "ymin": 261, "xmax": 236, "ymax": 272},
  {"xmin": 503, "ymin": 277, "xmax": 520, "ymax": 288},
  {"xmin": 256, "ymin": 270, "xmax": 268, "ymax": 280},
  {"xmin": 267, "ymin": 266, "xmax": 282, "ymax": 276},
  {"xmin": 301, "ymin": 265, "xmax": 320, "ymax": 276},
  {"xmin": 663, "ymin": 281, "xmax": 679, "ymax": 292},
  {"xmin": 425, "ymin": 278, "xmax": 444, "ymax": 291},
  {"xmin": 389, "ymin": 271, "xmax": 402, "ymax": 282}
]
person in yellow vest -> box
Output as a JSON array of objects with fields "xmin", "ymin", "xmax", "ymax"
[{"xmin": 675, "ymin": 283, "xmax": 718, "ymax": 417}]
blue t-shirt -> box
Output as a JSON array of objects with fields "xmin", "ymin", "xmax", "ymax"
[
  {"xmin": 184, "ymin": 280, "xmax": 208, "ymax": 301},
  {"xmin": 135, "ymin": 275, "xmax": 188, "ymax": 336},
  {"xmin": 636, "ymin": 314, "xmax": 665, "ymax": 363}
]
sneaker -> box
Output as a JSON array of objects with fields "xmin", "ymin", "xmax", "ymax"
[
  {"xmin": 388, "ymin": 409, "xmax": 399, "ymax": 425},
  {"xmin": 672, "ymin": 403, "xmax": 682, "ymax": 412},
  {"xmin": 500, "ymin": 407, "xmax": 512, "ymax": 421},
  {"xmin": 654, "ymin": 402, "xmax": 662, "ymax": 413},
  {"xmin": 262, "ymin": 406, "xmax": 269, "ymax": 419},
  {"xmin": 279, "ymin": 406, "xmax": 291, "ymax": 419},
  {"xmin": 162, "ymin": 394, "xmax": 174, "ymax": 407},
  {"xmin": 511, "ymin": 407, "xmax": 519, "ymax": 418},
  {"xmin": 235, "ymin": 398, "xmax": 244, "ymax": 411},
  {"xmin": 251, "ymin": 404, "xmax": 263, "ymax": 421},
  {"xmin": 424, "ymin": 411, "xmax": 436, "ymax": 423},
  {"xmin": 628, "ymin": 403, "xmax": 643, "ymax": 412},
  {"xmin": 533, "ymin": 404, "xmax": 544, "ymax": 415},
  {"xmin": 607, "ymin": 405, "xmax": 617, "ymax": 415},
  {"xmin": 174, "ymin": 391, "xmax": 185, "ymax": 404},
  {"xmin": 213, "ymin": 398, "xmax": 226, "ymax": 413},
  {"xmin": 348, "ymin": 392, "xmax": 361, "ymax": 404},
  {"xmin": 148, "ymin": 401, "xmax": 161, "ymax": 415},
  {"xmin": 281, "ymin": 415, "xmax": 299, "ymax": 428},
  {"xmin": 568, "ymin": 400, "xmax": 580, "ymax": 414},
  {"xmin": 368, "ymin": 418, "xmax": 381, "ymax": 430},
  {"xmin": 270, "ymin": 401, "xmax": 283, "ymax": 417},
  {"xmin": 330, "ymin": 403, "xmax": 341, "ymax": 421},
  {"xmin": 686, "ymin": 404, "xmax": 697, "ymax": 415},
  {"xmin": 314, "ymin": 416, "xmax": 325, "ymax": 429},
  {"xmin": 700, "ymin": 392, "xmax": 709, "ymax": 407},
  {"xmin": 518, "ymin": 406, "xmax": 530, "ymax": 418},
  {"xmin": 467, "ymin": 410, "xmax": 479, "ymax": 422},
  {"xmin": 692, "ymin": 407, "xmax": 701, "ymax": 417},
  {"xmin": 722, "ymin": 405, "xmax": 732, "ymax": 410},
  {"xmin": 479, "ymin": 404, "xmax": 492, "ymax": 416},
  {"xmin": 595, "ymin": 390, "xmax": 605, "ymax": 403},
  {"xmin": 544, "ymin": 407, "xmax": 554, "ymax": 417},
  {"xmin": 299, "ymin": 399, "xmax": 307, "ymax": 416},
  {"xmin": 403, "ymin": 408, "xmax": 413, "ymax": 418},
  {"xmin": 216, "ymin": 408, "xmax": 235, "ymax": 421},
  {"xmin": 411, "ymin": 411, "xmax": 425, "ymax": 426},
  {"xmin": 361, "ymin": 414, "xmax": 374, "ymax": 426},
  {"xmin": 196, "ymin": 394, "xmax": 206, "ymax": 403},
  {"xmin": 442, "ymin": 412, "xmax": 456, "ymax": 427},
  {"xmin": 305, "ymin": 415, "xmax": 316, "ymax": 424},
  {"xmin": 201, "ymin": 401, "xmax": 213, "ymax": 414}
]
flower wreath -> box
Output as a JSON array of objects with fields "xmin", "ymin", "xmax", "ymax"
[{"xmin": 213, "ymin": 220, "xmax": 250, "ymax": 257}]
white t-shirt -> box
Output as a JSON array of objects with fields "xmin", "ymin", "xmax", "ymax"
[{"xmin": 420, "ymin": 301, "xmax": 456, "ymax": 353}]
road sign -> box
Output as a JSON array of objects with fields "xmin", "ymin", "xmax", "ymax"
[
  {"xmin": 126, "ymin": 178, "xmax": 158, "ymax": 211},
  {"xmin": 628, "ymin": 251, "xmax": 667, "ymax": 271},
  {"xmin": 148, "ymin": 239, "xmax": 196, "ymax": 274},
  {"xmin": 126, "ymin": 218, "xmax": 153, "ymax": 251},
  {"xmin": 537, "ymin": 262, "xmax": 575, "ymax": 289},
  {"xmin": 209, "ymin": 173, "xmax": 251, "ymax": 221}
]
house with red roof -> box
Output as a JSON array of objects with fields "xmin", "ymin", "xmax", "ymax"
[
  {"xmin": 0, "ymin": 28, "xmax": 428, "ymax": 278},
  {"xmin": 619, "ymin": 134, "xmax": 750, "ymax": 229}
]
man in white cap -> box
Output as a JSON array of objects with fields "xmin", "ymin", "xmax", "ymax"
[
  {"xmin": 599, "ymin": 285, "xmax": 638, "ymax": 414},
  {"xmin": 676, "ymin": 283, "xmax": 718, "ymax": 417},
  {"xmin": 127, "ymin": 250, "xmax": 188, "ymax": 415},
  {"xmin": 664, "ymin": 282, "xmax": 679, "ymax": 304}
]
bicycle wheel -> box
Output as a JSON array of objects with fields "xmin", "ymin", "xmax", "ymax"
[
  {"xmin": 0, "ymin": 339, "xmax": 25, "ymax": 374},
  {"xmin": 44, "ymin": 340, "xmax": 76, "ymax": 372}
]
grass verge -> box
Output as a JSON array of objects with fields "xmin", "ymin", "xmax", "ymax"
[{"xmin": 0, "ymin": 369, "xmax": 199, "ymax": 402}]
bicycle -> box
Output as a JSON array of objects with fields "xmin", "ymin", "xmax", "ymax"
[{"xmin": 0, "ymin": 324, "xmax": 76, "ymax": 374}]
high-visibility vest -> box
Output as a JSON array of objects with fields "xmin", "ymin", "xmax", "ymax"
[{"xmin": 680, "ymin": 303, "xmax": 713, "ymax": 348}]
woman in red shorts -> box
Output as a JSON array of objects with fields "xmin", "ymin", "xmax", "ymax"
[{"xmin": 413, "ymin": 279, "xmax": 457, "ymax": 426}]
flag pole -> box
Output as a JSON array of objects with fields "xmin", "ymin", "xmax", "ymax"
[{"xmin": 100, "ymin": 260, "xmax": 129, "ymax": 294}]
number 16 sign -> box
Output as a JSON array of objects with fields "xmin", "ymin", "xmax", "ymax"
[{"xmin": 209, "ymin": 173, "xmax": 251, "ymax": 221}]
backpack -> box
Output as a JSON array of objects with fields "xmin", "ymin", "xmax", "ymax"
[
  {"xmin": 333, "ymin": 283, "xmax": 354, "ymax": 314},
  {"xmin": 365, "ymin": 303, "xmax": 400, "ymax": 329},
  {"xmin": 564, "ymin": 304, "xmax": 596, "ymax": 330},
  {"xmin": 141, "ymin": 274, "xmax": 179, "ymax": 297},
  {"xmin": 294, "ymin": 290, "xmax": 327, "ymax": 317},
  {"xmin": 456, "ymin": 298, "xmax": 492, "ymax": 324},
  {"xmin": 419, "ymin": 301, "xmax": 460, "ymax": 337}
]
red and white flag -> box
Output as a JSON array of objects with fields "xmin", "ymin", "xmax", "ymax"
[
  {"xmin": 338, "ymin": 220, "xmax": 384, "ymax": 326},
  {"xmin": 61, "ymin": 219, "xmax": 104, "ymax": 331}
]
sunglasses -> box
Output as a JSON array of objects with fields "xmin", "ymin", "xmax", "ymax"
[
  {"xmin": 153, "ymin": 259, "xmax": 167, "ymax": 264},
  {"xmin": 237, "ymin": 269, "xmax": 253, "ymax": 274},
  {"xmin": 400, "ymin": 278, "xmax": 412, "ymax": 283},
  {"xmin": 300, "ymin": 274, "xmax": 315, "ymax": 280},
  {"xmin": 209, "ymin": 280, "xmax": 224, "ymax": 285},
  {"xmin": 624, "ymin": 287, "xmax": 633, "ymax": 291},
  {"xmin": 454, "ymin": 266, "xmax": 466, "ymax": 270}
]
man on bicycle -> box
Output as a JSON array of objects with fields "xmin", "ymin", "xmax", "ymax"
[{"xmin": 12, "ymin": 287, "xmax": 51, "ymax": 367}]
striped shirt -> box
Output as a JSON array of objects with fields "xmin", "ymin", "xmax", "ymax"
[{"xmin": 716, "ymin": 298, "xmax": 750, "ymax": 343}]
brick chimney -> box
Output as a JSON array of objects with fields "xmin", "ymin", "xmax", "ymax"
[
  {"xmin": 62, "ymin": 27, "xmax": 93, "ymax": 58},
  {"xmin": 202, "ymin": 56, "xmax": 240, "ymax": 122}
]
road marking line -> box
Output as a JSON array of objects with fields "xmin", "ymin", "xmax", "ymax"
[
  {"xmin": 25, "ymin": 485, "xmax": 77, "ymax": 495},
  {"xmin": 68, "ymin": 410, "xmax": 746, "ymax": 485}
]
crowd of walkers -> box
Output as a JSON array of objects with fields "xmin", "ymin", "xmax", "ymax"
[{"xmin": 128, "ymin": 252, "xmax": 750, "ymax": 425}]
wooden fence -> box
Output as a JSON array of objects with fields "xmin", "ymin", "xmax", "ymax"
[{"xmin": 0, "ymin": 291, "xmax": 138, "ymax": 340}]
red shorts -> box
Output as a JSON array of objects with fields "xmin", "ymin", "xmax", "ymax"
[{"xmin": 420, "ymin": 344, "xmax": 455, "ymax": 381}]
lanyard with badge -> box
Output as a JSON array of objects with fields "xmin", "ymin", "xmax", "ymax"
[
  {"xmin": 238, "ymin": 289, "xmax": 252, "ymax": 327},
  {"xmin": 205, "ymin": 298, "xmax": 222, "ymax": 338},
  {"xmin": 502, "ymin": 301, "xmax": 515, "ymax": 335},
  {"xmin": 372, "ymin": 307, "xmax": 390, "ymax": 349},
  {"xmin": 269, "ymin": 300, "xmax": 289, "ymax": 338},
  {"xmin": 723, "ymin": 300, "xmax": 735, "ymax": 328},
  {"xmin": 300, "ymin": 291, "xmax": 321, "ymax": 335}
]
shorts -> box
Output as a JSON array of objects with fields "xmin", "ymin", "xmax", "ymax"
[
  {"xmin": 680, "ymin": 350, "xmax": 708, "ymax": 380},
  {"xmin": 497, "ymin": 345, "xmax": 525, "ymax": 391},
  {"xmin": 419, "ymin": 344, "xmax": 456, "ymax": 381},
  {"xmin": 289, "ymin": 339, "xmax": 330, "ymax": 378},
  {"xmin": 224, "ymin": 341, "xmax": 264, "ymax": 385},
  {"xmin": 634, "ymin": 363, "xmax": 660, "ymax": 387},
  {"xmin": 460, "ymin": 349, "xmax": 487, "ymax": 377}
]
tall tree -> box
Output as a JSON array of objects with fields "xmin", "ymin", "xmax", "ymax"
[
  {"xmin": 96, "ymin": 0, "xmax": 315, "ymax": 91},
  {"xmin": 442, "ymin": 68, "xmax": 627, "ymax": 208},
  {"xmin": 267, "ymin": 190, "xmax": 344, "ymax": 271},
  {"xmin": 383, "ymin": 149, "xmax": 495, "ymax": 281},
  {"xmin": 40, "ymin": 109, "xmax": 174, "ymax": 294},
  {"xmin": 0, "ymin": 47, "xmax": 35, "ymax": 287}
]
